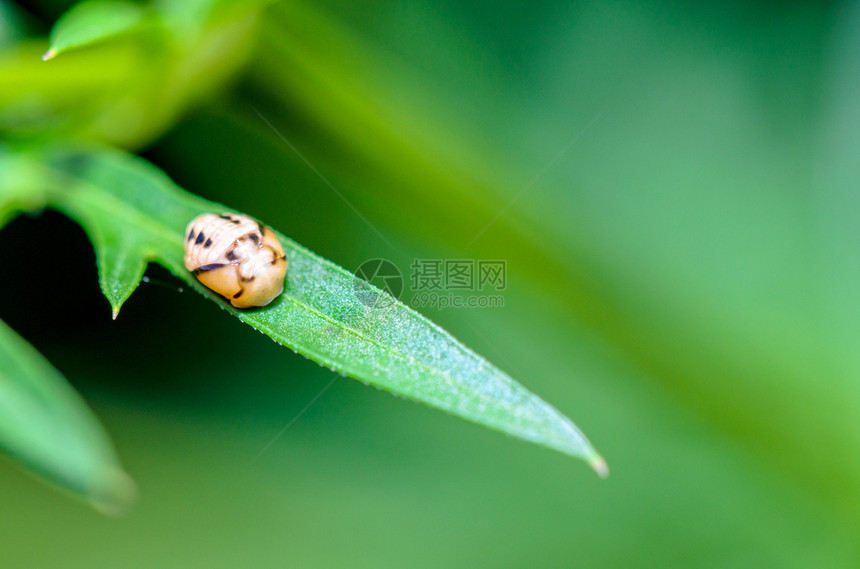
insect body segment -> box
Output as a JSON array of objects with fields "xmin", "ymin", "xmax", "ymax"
[{"xmin": 184, "ymin": 213, "xmax": 287, "ymax": 308}]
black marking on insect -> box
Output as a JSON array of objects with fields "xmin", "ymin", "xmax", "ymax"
[
  {"xmin": 204, "ymin": 238, "xmax": 213, "ymax": 248},
  {"xmin": 195, "ymin": 232, "xmax": 205, "ymax": 245},
  {"xmin": 193, "ymin": 263, "xmax": 227, "ymax": 274}
]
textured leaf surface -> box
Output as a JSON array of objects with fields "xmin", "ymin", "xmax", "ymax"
[
  {"xmin": 43, "ymin": 0, "xmax": 144, "ymax": 61},
  {"xmin": 0, "ymin": 318, "xmax": 133, "ymax": 511},
  {"xmin": 34, "ymin": 145, "xmax": 606, "ymax": 473}
]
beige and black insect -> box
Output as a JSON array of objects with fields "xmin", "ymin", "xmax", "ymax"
[{"xmin": 184, "ymin": 213, "xmax": 287, "ymax": 308}]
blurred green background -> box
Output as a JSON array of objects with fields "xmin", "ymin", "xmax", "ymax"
[{"xmin": 2, "ymin": 0, "xmax": 859, "ymax": 566}]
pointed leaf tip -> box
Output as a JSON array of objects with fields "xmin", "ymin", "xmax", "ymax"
[
  {"xmin": 589, "ymin": 455, "xmax": 609, "ymax": 478},
  {"xmin": 89, "ymin": 466, "xmax": 137, "ymax": 515},
  {"xmin": 45, "ymin": 0, "xmax": 144, "ymax": 60}
]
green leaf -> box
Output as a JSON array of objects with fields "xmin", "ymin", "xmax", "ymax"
[
  {"xmin": 43, "ymin": 0, "xmax": 145, "ymax": 61},
  {"xmin": 28, "ymin": 145, "xmax": 606, "ymax": 473},
  {"xmin": 0, "ymin": 0, "xmax": 31, "ymax": 48},
  {"xmin": 154, "ymin": 0, "xmax": 276, "ymax": 37},
  {"xmin": 0, "ymin": 146, "xmax": 50, "ymax": 229},
  {"xmin": 0, "ymin": 318, "xmax": 134, "ymax": 512}
]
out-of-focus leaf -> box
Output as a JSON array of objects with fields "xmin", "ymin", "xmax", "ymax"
[
  {"xmin": 22, "ymin": 144, "xmax": 606, "ymax": 473},
  {"xmin": 815, "ymin": 0, "xmax": 860, "ymax": 378},
  {"xmin": 0, "ymin": 318, "xmax": 133, "ymax": 512},
  {"xmin": 155, "ymin": 0, "xmax": 276, "ymax": 38},
  {"xmin": 0, "ymin": 155, "xmax": 41, "ymax": 227},
  {"xmin": 0, "ymin": 0, "xmax": 261, "ymax": 147},
  {"xmin": 0, "ymin": 0, "xmax": 31, "ymax": 48},
  {"xmin": 0, "ymin": 145, "xmax": 48, "ymax": 228},
  {"xmin": 43, "ymin": 0, "xmax": 145, "ymax": 61}
]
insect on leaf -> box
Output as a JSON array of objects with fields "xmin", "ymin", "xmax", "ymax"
[{"xmin": 37, "ymin": 145, "xmax": 607, "ymax": 475}]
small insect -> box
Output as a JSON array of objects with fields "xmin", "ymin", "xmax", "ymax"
[{"xmin": 184, "ymin": 213, "xmax": 287, "ymax": 308}]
